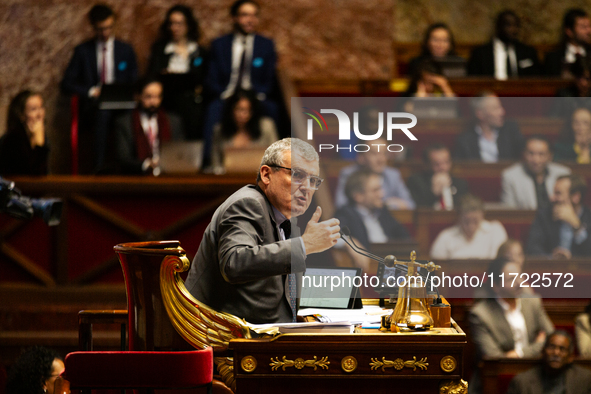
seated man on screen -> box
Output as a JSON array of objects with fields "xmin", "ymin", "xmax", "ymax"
[
  {"xmin": 526, "ymin": 174, "xmax": 591, "ymax": 258},
  {"xmin": 113, "ymin": 78, "xmax": 184, "ymax": 175},
  {"xmin": 334, "ymin": 168, "xmax": 411, "ymax": 273},
  {"xmin": 507, "ymin": 330, "xmax": 591, "ymax": 394},
  {"xmin": 407, "ymin": 143, "xmax": 469, "ymax": 209},
  {"xmin": 501, "ymin": 136, "xmax": 571, "ymax": 210},
  {"xmin": 334, "ymin": 138, "xmax": 415, "ymax": 210},
  {"xmin": 184, "ymin": 138, "xmax": 341, "ymax": 324}
]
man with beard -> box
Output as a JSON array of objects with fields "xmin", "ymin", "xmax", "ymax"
[
  {"xmin": 507, "ymin": 330, "xmax": 591, "ymax": 394},
  {"xmin": 468, "ymin": 10, "xmax": 541, "ymax": 79},
  {"xmin": 113, "ymin": 78, "xmax": 183, "ymax": 175},
  {"xmin": 184, "ymin": 138, "xmax": 341, "ymax": 323},
  {"xmin": 202, "ymin": 0, "xmax": 278, "ymax": 164},
  {"xmin": 545, "ymin": 8, "xmax": 591, "ymax": 77}
]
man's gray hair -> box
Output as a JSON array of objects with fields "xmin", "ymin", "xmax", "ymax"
[
  {"xmin": 470, "ymin": 91, "xmax": 496, "ymax": 113},
  {"xmin": 257, "ymin": 138, "xmax": 318, "ymax": 181}
]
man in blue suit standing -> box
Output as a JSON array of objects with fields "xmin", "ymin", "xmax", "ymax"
[
  {"xmin": 61, "ymin": 4, "xmax": 138, "ymax": 173},
  {"xmin": 203, "ymin": 0, "xmax": 278, "ymax": 165}
]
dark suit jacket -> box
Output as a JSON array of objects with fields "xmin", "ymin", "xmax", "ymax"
[
  {"xmin": 184, "ymin": 185, "xmax": 306, "ymax": 324},
  {"xmin": 453, "ymin": 120, "xmax": 524, "ymax": 161},
  {"xmin": 147, "ymin": 41, "xmax": 207, "ymax": 90},
  {"xmin": 334, "ymin": 204, "xmax": 410, "ymax": 248},
  {"xmin": 526, "ymin": 205, "xmax": 591, "ymax": 257},
  {"xmin": 113, "ymin": 109, "xmax": 183, "ymax": 174},
  {"xmin": 406, "ymin": 172, "xmax": 469, "ymax": 208},
  {"xmin": 205, "ymin": 33, "xmax": 276, "ymax": 98},
  {"xmin": 507, "ymin": 364, "xmax": 591, "ymax": 394},
  {"xmin": 61, "ymin": 38, "xmax": 138, "ymax": 98},
  {"xmin": 469, "ymin": 297, "xmax": 554, "ymax": 361},
  {"xmin": 0, "ymin": 129, "xmax": 49, "ymax": 176},
  {"xmin": 467, "ymin": 41, "xmax": 541, "ymax": 77}
]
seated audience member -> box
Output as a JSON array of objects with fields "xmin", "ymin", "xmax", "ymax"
[
  {"xmin": 496, "ymin": 239, "xmax": 526, "ymax": 268},
  {"xmin": 6, "ymin": 346, "xmax": 64, "ymax": 394},
  {"xmin": 469, "ymin": 258, "xmax": 554, "ymax": 394},
  {"xmin": 0, "ymin": 90, "xmax": 49, "ymax": 176},
  {"xmin": 211, "ymin": 89, "xmax": 277, "ymax": 173},
  {"xmin": 402, "ymin": 59, "xmax": 455, "ymax": 99},
  {"xmin": 454, "ymin": 93, "xmax": 524, "ymax": 162},
  {"xmin": 527, "ymin": 174, "xmax": 591, "ymax": 258},
  {"xmin": 407, "ymin": 23, "xmax": 463, "ymax": 77},
  {"xmin": 502, "ymin": 136, "xmax": 571, "ymax": 210},
  {"xmin": 554, "ymin": 107, "xmax": 591, "ymax": 163},
  {"xmin": 430, "ymin": 194, "xmax": 508, "ymax": 259},
  {"xmin": 544, "ymin": 8, "xmax": 591, "ymax": 77},
  {"xmin": 334, "ymin": 168, "xmax": 411, "ymax": 274},
  {"xmin": 113, "ymin": 78, "xmax": 183, "ymax": 175},
  {"xmin": 335, "ymin": 138, "xmax": 415, "ymax": 209},
  {"xmin": 575, "ymin": 301, "xmax": 591, "ymax": 357},
  {"xmin": 468, "ymin": 10, "xmax": 541, "ymax": 79},
  {"xmin": 507, "ymin": 331, "xmax": 591, "ymax": 394},
  {"xmin": 407, "ymin": 143, "xmax": 469, "ymax": 209},
  {"xmin": 203, "ymin": 0, "xmax": 278, "ymax": 163},
  {"xmin": 147, "ymin": 4, "xmax": 207, "ymax": 140},
  {"xmin": 335, "ymin": 168, "xmax": 410, "ymax": 248},
  {"xmin": 61, "ymin": 4, "xmax": 138, "ymax": 173}
]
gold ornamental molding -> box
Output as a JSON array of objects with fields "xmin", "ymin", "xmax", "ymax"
[
  {"xmin": 269, "ymin": 356, "xmax": 330, "ymax": 371},
  {"xmin": 439, "ymin": 379, "xmax": 468, "ymax": 394},
  {"xmin": 370, "ymin": 356, "xmax": 429, "ymax": 372},
  {"xmin": 440, "ymin": 355, "xmax": 457, "ymax": 373},
  {"xmin": 341, "ymin": 356, "xmax": 358, "ymax": 373},
  {"xmin": 241, "ymin": 356, "xmax": 257, "ymax": 373}
]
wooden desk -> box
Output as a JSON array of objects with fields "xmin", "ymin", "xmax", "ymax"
[{"xmin": 229, "ymin": 320, "xmax": 467, "ymax": 394}]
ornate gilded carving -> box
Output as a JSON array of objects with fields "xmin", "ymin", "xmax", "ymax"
[
  {"xmin": 439, "ymin": 379, "xmax": 468, "ymax": 394},
  {"xmin": 341, "ymin": 356, "xmax": 358, "ymax": 373},
  {"xmin": 214, "ymin": 357, "xmax": 235, "ymax": 392},
  {"xmin": 240, "ymin": 356, "xmax": 257, "ymax": 373},
  {"xmin": 370, "ymin": 356, "xmax": 429, "ymax": 372},
  {"xmin": 440, "ymin": 355, "xmax": 457, "ymax": 373},
  {"xmin": 269, "ymin": 356, "xmax": 330, "ymax": 371}
]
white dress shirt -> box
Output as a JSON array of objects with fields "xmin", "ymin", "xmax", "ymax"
[
  {"xmin": 164, "ymin": 41, "xmax": 198, "ymax": 73},
  {"xmin": 493, "ymin": 38, "xmax": 517, "ymax": 80},
  {"xmin": 96, "ymin": 37, "xmax": 115, "ymax": 84},
  {"xmin": 140, "ymin": 113, "xmax": 159, "ymax": 158},
  {"xmin": 475, "ymin": 125, "xmax": 500, "ymax": 163},
  {"xmin": 221, "ymin": 33, "xmax": 255, "ymax": 99},
  {"xmin": 565, "ymin": 42, "xmax": 587, "ymax": 64},
  {"xmin": 354, "ymin": 205, "xmax": 388, "ymax": 244},
  {"xmin": 430, "ymin": 220, "xmax": 508, "ymax": 259},
  {"xmin": 496, "ymin": 298, "xmax": 528, "ymax": 357}
]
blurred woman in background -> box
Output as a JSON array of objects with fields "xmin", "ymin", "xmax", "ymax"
[
  {"xmin": 0, "ymin": 90, "xmax": 49, "ymax": 175},
  {"xmin": 6, "ymin": 346, "xmax": 64, "ymax": 394},
  {"xmin": 554, "ymin": 107, "xmax": 591, "ymax": 163},
  {"xmin": 210, "ymin": 89, "xmax": 277, "ymax": 173},
  {"xmin": 408, "ymin": 23, "xmax": 463, "ymax": 76},
  {"xmin": 148, "ymin": 4, "xmax": 207, "ymax": 140}
]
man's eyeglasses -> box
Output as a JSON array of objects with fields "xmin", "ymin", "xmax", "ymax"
[{"xmin": 271, "ymin": 165, "xmax": 324, "ymax": 190}]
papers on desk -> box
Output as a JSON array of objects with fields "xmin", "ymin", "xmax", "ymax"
[
  {"xmin": 298, "ymin": 305, "xmax": 392, "ymax": 326},
  {"xmin": 250, "ymin": 321, "xmax": 354, "ymax": 333}
]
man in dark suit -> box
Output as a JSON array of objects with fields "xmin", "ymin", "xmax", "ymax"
[
  {"xmin": 113, "ymin": 78, "xmax": 183, "ymax": 175},
  {"xmin": 184, "ymin": 138, "xmax": 341, "ymax": 324},
  {"xmin": 468, "ymin": 10, "xmax": 541, "ymax": 79},
  {"xmin": 407, "ymin": 143, "xmax": 469, "ymax": 209},
  {"xmin": 335, "ymin": 168, "xmax": 410, "ymax": 250},
  {"xmin": 507, "ymin": 330, "xmax": 591, "ymax": 394},
  {"xmin": 454, "ymin": 94, "xmax": 524, "ymax": 162},
  {"xmin": 61, "ymin": 4, "xmax": 138, "ymax": 173},
  {"xmin": 202, "ymin": 0, "xmax": 278, "ymax": 164},
  {"xmin": 527, "ymin": 174, "xmax": 591, "ymax": 258},
  {"xmin": 544, "ymin": 8, "xmax": 591, "ymax": 77}
]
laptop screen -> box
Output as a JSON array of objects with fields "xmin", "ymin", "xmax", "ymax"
[{"xmin": 300, "ymin": 267, "xmax": 361, "ymax": 309}]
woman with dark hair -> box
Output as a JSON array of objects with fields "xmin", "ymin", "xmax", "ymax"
[
  {"xmin": 554, "ymin": 107, "xmax": 591, "ymax": 163},
  {"xmin": 403, "ymin": 58, "xmax": 455, "ymax": 98},
  {"xmin": 0, "ymin": 90, "xmax": 49, "ymax": 175},
  {"xmin": 407, "ymin": 23, "xmax": 463, "ymax": 76},
  {"xmin": 6, "ymin": 346, "xmax": 64, "ymax": 394},
  {"xmin": 147, "ymin": 4, "xmax": 207, "ymax": 140},
  {"xmin": 211, "ymin": 89, "xmax": 277, "ymax": 173}
]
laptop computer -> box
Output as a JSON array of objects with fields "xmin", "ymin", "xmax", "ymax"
[
  {"xmin": 300, "ymin": 267, "xmax": 362, "ymax": 309},
  {"xmin": 223, "ymin": 147, "xmax": 266, "ymax": 174},
  {"xmin": 159, "ymin": 141, "xmax": 203, "ymax": 174},
  {"xmin": 410, "ymin": 97, "xmax": 458, "ymax": 119},
  {"xmin": 98, "ymin": 83, "xmax": 136, "ymax": 110}
]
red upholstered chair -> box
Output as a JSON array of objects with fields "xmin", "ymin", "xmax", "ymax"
[{"xmin": 58, "ymin": 349, "xmax": 213, "ymax": 393}]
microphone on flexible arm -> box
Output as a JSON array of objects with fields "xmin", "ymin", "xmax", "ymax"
[{"xmin": 339, "ymin": 226, "xmax": 440, "ymax": 298}]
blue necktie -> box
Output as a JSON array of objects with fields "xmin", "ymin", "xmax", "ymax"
[{"xmin": 280, "ymin": 220, "xmax": 297, "ymax": 322}]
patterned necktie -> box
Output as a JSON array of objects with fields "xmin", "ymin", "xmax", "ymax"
[{"xmin": 280, "ymin": 220, "xmax": 296, "ymax": 322}]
